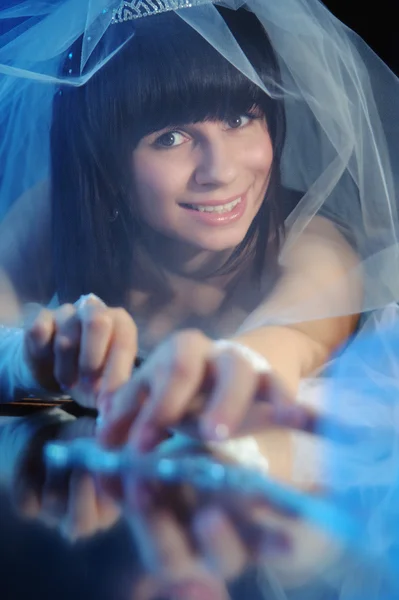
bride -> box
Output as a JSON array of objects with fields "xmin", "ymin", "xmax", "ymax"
[
  {"xmin": 0, "ymin": 0, "xmax": 398, "ymax": 480},
  {"xmin": 0, "ymin": 2, "xmax": 399, "ymax": 598}
]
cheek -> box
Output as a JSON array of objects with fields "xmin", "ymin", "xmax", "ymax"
[
  {"xmin": 133, "ymin": 157, "xmax": 172, "ymax": 224},
  {"xmin": 132, "ymin": 153, "xmax": 182, "ymax": 219},
  {"xmin": 133, "ymin": 155, "xmax": 164, "ymax": 205},
  {"xmin": 245, "ymin": 132, "xmax": 274, "ymax": 177}
]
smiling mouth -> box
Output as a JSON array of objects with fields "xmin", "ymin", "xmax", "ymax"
[{"xmin": 180, "ymin": 197, "xmax": 242, "ymax": 214}]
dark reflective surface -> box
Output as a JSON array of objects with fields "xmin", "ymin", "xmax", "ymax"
[{"xmin": 0, "ymin": 408, "xmax": 358, "ymax": 600}]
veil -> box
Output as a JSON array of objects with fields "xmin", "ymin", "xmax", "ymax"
[{"xmin": 1, "ymin": 0, "xmax": 399, "ymax": 597}]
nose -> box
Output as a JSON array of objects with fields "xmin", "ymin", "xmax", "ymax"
[{"xmin": 194, "ymin": 132, "xmax": 238, "ymax": 187}]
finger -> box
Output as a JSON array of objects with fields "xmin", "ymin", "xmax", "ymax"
[
  {"xmin": 78, "ymin": 303, "xmax": 113, "ymax": 384},
  {"xmin": 219, "ymin": 498, "xmax": 293, "ymax": 556},
  {"xmin": 126, "ymin": 485, "xmax": 195, "ymax": 578},
  {"xmin": 200, "ymin": 350, "xmax": 259, "ymax": 441},
  {"xmin": 53, "ymin": 304, "xmax": 81, "ymax": 388},
  {"xmin": 98, "ymin": 307, "xmax": 138, "ymax": 397},
  {"xmin": 249, "ymin": 507, "xmax": 336, "ymax": 581},
  {"xmin": 126, "ymin": 479, "xmax": 230, "ymax": 600},
  {"xmin": 96, "ymin": 472, "xmax": 124, "ymax": 503},
  {"xmin": 95, "ymin": 492, "xmax": 121, "ymax": 531},
  {"xmin": 269, "ymin": 400, "xmax": 319, "ymax": 434},
  {"xmin": 201, "ymin": 364, "xmax": 318, "ymax": 437},
  {"xmin": 97, "ymin": 376, "xmax": 150, "ymax": 447},
  {"xmin": 62, "ymin": 471, "xmax": 102, "ymax": 541},
  {"xmin": 194, "ymin": 498, "xmax": 294, "ymax": 580},
  {"xmin": 237, "ymin": 397, "xmax": 319, "ymax": 435},
  {"xmin": 25, "ymin": 308, "xmax": 55, "ymax": 361},
  {"xmin": 40, "ymin": 465, "xmax": 70, "ymax": 526},
  {"xmin": 14, "ymin": 488, "xmax": 41, "ymax": 519},
  {"xmin": 127, "ymin": 487, "xmax": 218, "ymax": 596},
  {"xmin": 129, "ymin": 331, "xmax": 210, "ymax": 451},
  {"xmin": 250, "ymin": 503, "xmax": 294, "ymax": 545},
  {"xmin": 193, "ymin": 507, "xmax": 248, "ymax": 580}
]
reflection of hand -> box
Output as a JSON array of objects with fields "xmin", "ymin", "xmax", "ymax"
[
  {"xmin": 193, "ymin": 504, "xmax": 341, "ymax": 589},
  {"xmin": 23, "ymin": 295, "xmax": 137, "ymax": 407},
  {"xmin": 69, "ymin": 434, "xmax": 339, "ymax": 597},
  {"xmin": 124, "ymin": 473, "xmax": 341, "ymax": 596},
  {"xmin": 37, "ymin": 430, "xmax": 342, "ymax": 593},
  {"xmin": 129, "ymin": 496, "xmax": 231, "ymax": 600},
  {"xmin": 1, "ymin": 412, "xmax": 120, "ymax": 541},
  {"xmin": 39, "ymin": 467, "xmax": 120, "ymax": 542},
  {"xmin": 98, "ymin": 330, "xmax": 315, "ymax": 450}
]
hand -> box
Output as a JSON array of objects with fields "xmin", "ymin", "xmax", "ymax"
[
  {"xmin": 98, "ymin": 329, "xmax": 316, "ymax": 450},
  {"xmin": 38, "ymin": 467, "xmax": 120, "ymax": 543},
  {"xmin": 1, "ymin": 413, "xmax": 120, "ymax": 542},
  {"xmin": 23, "ymin": 294, "xmax": 138, "ymax": 408},
  {"xmin": 120, "ymin": 457, "xmax": 340, "ymax": 596}
]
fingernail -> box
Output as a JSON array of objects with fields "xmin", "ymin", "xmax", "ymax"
[
  {"xmin": 130, "ymin": 423, "xmax": 159, "ymax": 452},
  {"xmin": 201, "ymin": 419, "xmax": 230, "ymax": 442}
]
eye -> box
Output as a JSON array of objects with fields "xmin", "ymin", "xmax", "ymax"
[
  {"xmin": 154, "ymin": 131, "xmax": 187, "ymax": 148},
  {"xmin": 225, "ymin": 114, "xmax": 252, "ymax": 130}
]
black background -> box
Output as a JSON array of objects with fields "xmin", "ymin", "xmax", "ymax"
[{"xmin": 325, "ymin": 0, "xmax": 398, "ymax": 74}]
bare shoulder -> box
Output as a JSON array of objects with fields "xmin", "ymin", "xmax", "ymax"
[
  {"xmin": 285, "ymin": 215, "xmax": 359, "ymax": 263},
  {"xmin": 0, "ymin": 180, "xmax": 50, "ymax": 233}
]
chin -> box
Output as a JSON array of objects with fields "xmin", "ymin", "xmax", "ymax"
[{"xmin": 186, "ymin": 230, "xmax": 248, "ymax": 252}]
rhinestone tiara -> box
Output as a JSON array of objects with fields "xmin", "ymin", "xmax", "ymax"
[{"xmin": 111, "ymin": 0, "xmax": 213, "ymax": 23}]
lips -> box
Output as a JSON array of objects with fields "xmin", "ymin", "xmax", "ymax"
[
  {"xmin": 181, "ymin": 197, "xmax": 242, "ymax": 214},
  {"xmin": 179, "ymin": 192, "xmax": 245, "ymax": 212},
  {"xmin": 179, "ymin": 192, "xmax": 247, "ymax": 226}
]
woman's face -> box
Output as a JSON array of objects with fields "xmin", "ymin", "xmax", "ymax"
[{"xmin": 132, "ymin": 112, "xmax": 273, "ymax": 253}]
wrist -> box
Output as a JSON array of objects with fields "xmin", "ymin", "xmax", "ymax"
[
  {"xmin": 212, "ymin": 339, "xmax": 271, "ymax": 373},
  {"xmin": 234, "ymin": 326, "xmax": 306, "ymax": 396},
  {"xmin": 0, "ymin": 326, "xmax": 63, "ymax": 401}
]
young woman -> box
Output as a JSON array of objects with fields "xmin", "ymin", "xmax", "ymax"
[{"xmin": 0, "ymin": 0, "xmax": 397, "ymax": 469}]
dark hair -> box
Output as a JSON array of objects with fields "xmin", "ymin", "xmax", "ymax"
[{"xmin": 51, "ymin": 7, "xmax": 286, "ymax": 305}]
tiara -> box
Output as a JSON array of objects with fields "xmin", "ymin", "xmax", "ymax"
[{"xmin": 111, "ymin": 0, "xmax": 213, "ymax": 23}]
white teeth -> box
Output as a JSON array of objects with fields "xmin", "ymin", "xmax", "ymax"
[{"xmin": 188, "ymin": 197, "xmax": 242, "ymax": 213}]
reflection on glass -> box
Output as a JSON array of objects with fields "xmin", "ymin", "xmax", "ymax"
[{"xmin": 0, "ymin": 409, "xmax": 381, "ymax": 600}]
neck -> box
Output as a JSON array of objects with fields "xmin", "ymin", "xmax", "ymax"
[{"xmin": 136, "ymin": 226, "xmax": 234, "ymax": 281}]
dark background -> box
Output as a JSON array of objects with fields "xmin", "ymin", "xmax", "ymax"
[{"xmin": 325, "ymin": 0, "xmax": 398, "ymax": 74}]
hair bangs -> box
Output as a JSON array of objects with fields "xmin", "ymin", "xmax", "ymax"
[
  {"xmin": 131, "ymin": 25, "xmax": 267, "ymax": 140},
  {"xmin": 96, "ymin": 13, "xmax": 270, "ymax": 145}
]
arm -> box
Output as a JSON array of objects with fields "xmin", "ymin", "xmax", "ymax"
[
  {"xmin": 0, "ymin": 180, "xmax": 54, "ymax": 309},
  {"xmin": 98, "ymin": 217, "xmax": 361, "ymax": 478},
  {"xmin": 0, "ymin": 186, "xmax": 139, "ymax": 404},
  {"xmin": 234, "ymin": 217, "xmax": 362, "ymax": 395},
  {"xmin": 0, "ymin": 182, "xmax": 55, "ymax": 401},
  {"xmin": 227, "ymin": 217, "xmax": 361, "ymax": 484}
]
